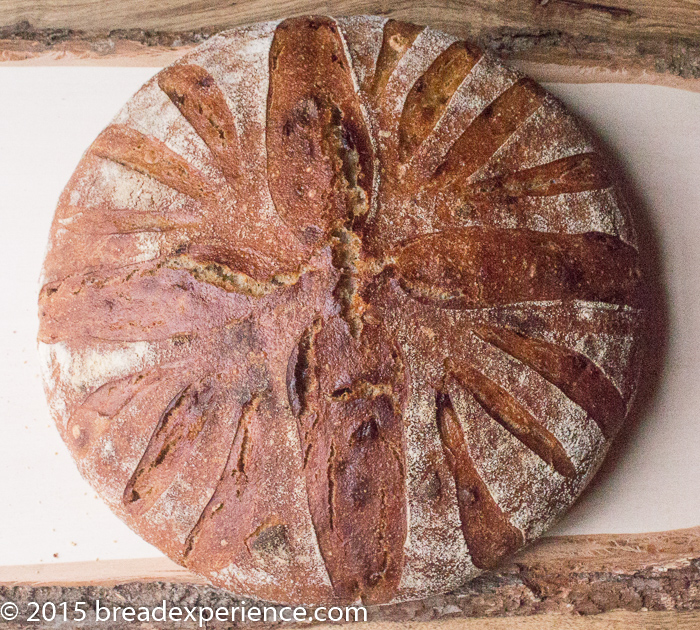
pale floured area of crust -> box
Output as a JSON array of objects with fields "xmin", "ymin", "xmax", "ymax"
[
  {"xmin": 427, "ymin": 186, "xmax": 630, "ymax": 241},
  {"xmin": 41, "ymin": 156, "xmax": 197, "ymax": 284},
  {"xmin": 185, "ymin": 21, "xmax": 279, "ymax": 136},
  {"xmin": 39, "ymin": 340, "xmax": 156, "ymax": 393},
  {"xmin": 611, "ymin": 191, "xmax": 639, "ymax": 248},
  {"xmin": 67, "ymin": 158, "xmax": 192, "ymax": 217},
  {"xmin": 394, "ymin": 332, "xmax": 477, "ymax": 599},
  {"xmin": 494, "ymin": 188, "xmax": 622, "ymax": 235},
  {"xmin": 38, "ymin": 341, "xmax": 69, "ymax": 425},
  {"xmin": 534, "ymin": 301, "xmax": 639, "ymax": 400},
  {"xmin": 37, "ymin": 339, "xmax": 159, "ymax": 440},
  {"xmin": 83, "ymin": 434, "xmax": 151, "ymax": 504},
  {"xmin": 217, "ymin": 565, "xmax": 274, "ymax": 591},
  {"xmin": 336, "ymin": 15, "xmax": 388, "ymax": 90},
  {"xmin": 145, "ymin": 471, "xmax": 201, "ymax": 533},
  {"xmin": 469, "ymin": 97, "xmax": 594, "ymax": 184},
  {"xmin": 133, "ymin": 232, "xmax": 161, "ymax": 261},
  {"xmin": 466, "ymin": 301, "xmax": 640, "ymax": 401},
  {"xmin": 566, "ymin": 324, "xmax": 639, "ymax": 402},
  {"xmin": 465, "ymin": 330, "xmax": 606, "ymax": 468},
  {"xmin": 451, "ymin": 388, "xmax": 603, "ymax": 541}
]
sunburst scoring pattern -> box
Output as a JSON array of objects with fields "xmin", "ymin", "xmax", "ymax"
[{"xmin": 38, "ymin": 16, "xmax": 643, "ymax": 605}]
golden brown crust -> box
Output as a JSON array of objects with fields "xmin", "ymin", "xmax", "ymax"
[
  {"xmin": 398, "ymin": 41, "xmax": 482, "ymax": 161},
  {"xmin": 368, "ymin": 19, "xmax": 424, "ymax": 100},
  {"xmin": 38, "ymin": 15, "xmax": 644, "ymax": 606},
  {"xmin": 292, "ymin": 315, "xmax": 407, "ymax": 604},
  {"xmin": 158, "ymin": 64, "xmax": 242, "ymax": 184},
  {"xmin": 266, "ymin": 16, "xmax": 374, "ymax": 246},
  {"xmin": 435, "ymin": 389, "xmax": 524, "ymax": 570}
]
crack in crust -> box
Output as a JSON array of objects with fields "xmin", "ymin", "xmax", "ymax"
[
  {"xmin": 287, "ymin": 318, "xmax": 323, "ymax": 420},
  {"xmin": 40, "ymin": 14, "xmax": 645, "ymax": 607},
  {"xmin": 163, "ymin": 254, "xmax": 310, "ymax": 296},
  {"xmin": 330, "ymin": 227, "xmax": 366, "ymax": 337}
]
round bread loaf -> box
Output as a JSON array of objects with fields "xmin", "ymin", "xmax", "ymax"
[{"xmin": 38, "ymin": 15, "xmax": 644, "ymax": 606}]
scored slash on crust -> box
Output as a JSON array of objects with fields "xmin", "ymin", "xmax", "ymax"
[{"xmin": 39, "ymin": 15, "xmax": 643, "ymax": 605}]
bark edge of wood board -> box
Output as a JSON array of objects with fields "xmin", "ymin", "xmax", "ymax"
[
  {"xmin": 1, "ymin": 1, "xmax": 699, "ymax": 91},
  {"xmin": 1, "ymin": 526, "xmax": 698, "ymax": 623}
]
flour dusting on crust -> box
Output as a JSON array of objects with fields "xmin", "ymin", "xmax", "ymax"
[{"xmin": 38, "ymin": 15, "xmax": 644, "ymax": 606}]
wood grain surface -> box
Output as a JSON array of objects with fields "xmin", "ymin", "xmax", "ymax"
[
  {"xmin": 336, "ymin": 613, "xmax": 700, "ymax": 629},
  {"xmin": 2, "ymin": 526, "xmax": 699, "ymax": 627},
  {"xmin": 1, "ymin": 0, "xmax": 699, "ymax": 91}
]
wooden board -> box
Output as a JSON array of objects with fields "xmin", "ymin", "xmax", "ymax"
[
  {"xmin": 0, "ymin": 0, "xmax": 699, "ymax": 92},
  {"xmin": 1, "ymin": 527, "xmax": 699, "ymax": 628}
]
